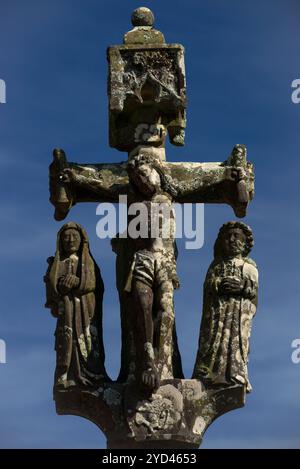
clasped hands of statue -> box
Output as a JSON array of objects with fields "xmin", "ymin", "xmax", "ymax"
[
  {"xmin": 219, "ymin": 277, "xmax": 245, "ymax": 296},
  {"xmin": 57, "ymin": 274, "xmax": 80, "ymax": 295}
]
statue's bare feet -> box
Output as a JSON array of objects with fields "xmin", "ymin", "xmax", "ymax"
[{"xmin": 141, "ymin": 366, "xmax": 159, "ymax": 392}]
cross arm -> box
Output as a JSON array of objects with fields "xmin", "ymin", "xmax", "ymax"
[
  {"xmin": 165, "ymin": 150, "xmax": 254, "ymax": 218},
  {"xmin": 49, "ymin": 149, "xmax": 130, "ymax": 220}
]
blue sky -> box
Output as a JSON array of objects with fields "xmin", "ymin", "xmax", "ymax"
[{"xmin": 0, "ymin": 0, "xmax": 300, "ymax": 448}]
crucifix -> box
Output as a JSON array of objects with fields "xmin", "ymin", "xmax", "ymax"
[{"xmin": 47, "ymin": 7, "xmax": 256, "ymax": 449}]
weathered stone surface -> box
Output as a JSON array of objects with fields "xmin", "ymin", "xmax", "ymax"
[
  {"xmin": 131, "ymin": 7, "xmax": 155, "ymax": 28},
  {"xmin": 54, "ymin": 379, "xmax": 245, "ymax": 449},
  {"xmin": 107, "ymin": 44, "xmax": 186, "ymax": 152}
]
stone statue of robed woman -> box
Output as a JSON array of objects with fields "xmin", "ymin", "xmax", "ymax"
[{"xmin": 44, "ymin": 222, "xmax": 108, "ymax": 389}]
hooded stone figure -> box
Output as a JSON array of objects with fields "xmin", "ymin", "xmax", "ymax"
[
  {"xmin": 44, "ymin": 222, "xmax": 108, "ymax": 389},
  {"xmin": 192, "ymin": 221, "xmax": 258, "ymax": 392}
]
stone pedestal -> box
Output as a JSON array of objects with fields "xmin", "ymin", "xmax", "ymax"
[{"xmin": 55, "ymin": 379, "xmax": 245, "ymax": 449}]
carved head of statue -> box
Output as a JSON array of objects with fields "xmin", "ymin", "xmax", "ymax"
[
  {"xmin": 61, "ymin": 227, "xmax": 81, "ymax": 256},
  {"xmin": 128, "ymin": 155, "xmax": 161, "ymax": 197},
  {"xmin": 214, "ymin": 221, "xmax": 254, "ymax": 260},
  {"xmin": 228, "ymin": 143, "xmax": 247, "ymax": 168},
  {"xmin": 232, "ymin": 144, "xmax": 246, "ymax": 158},
  {"xmin": 48, "ymin": 222, "xmax": 97, "ymax": 295},
  {"xmin": 57, "ymin": 222, "xmax": 88, "ymax": 258}
]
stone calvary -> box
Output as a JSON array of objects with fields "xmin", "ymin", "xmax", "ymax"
[{"xmin": 44, "ymin": 7, "xmax": 258, "ymax": 449}]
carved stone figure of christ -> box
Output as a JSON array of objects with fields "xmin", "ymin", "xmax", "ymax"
[{"xmin": 61, "ymin": 154, "xmax": 183, "ymax": 391}]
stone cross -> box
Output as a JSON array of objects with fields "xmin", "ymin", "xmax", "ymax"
[{"xmin": 47, "ymin": 7, "xmax": 256, "ymax": 449}]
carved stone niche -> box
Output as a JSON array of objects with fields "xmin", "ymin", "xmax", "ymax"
[{"xmin": 107, "ymin": 9, "xmax": 186, "ymax": 153}]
